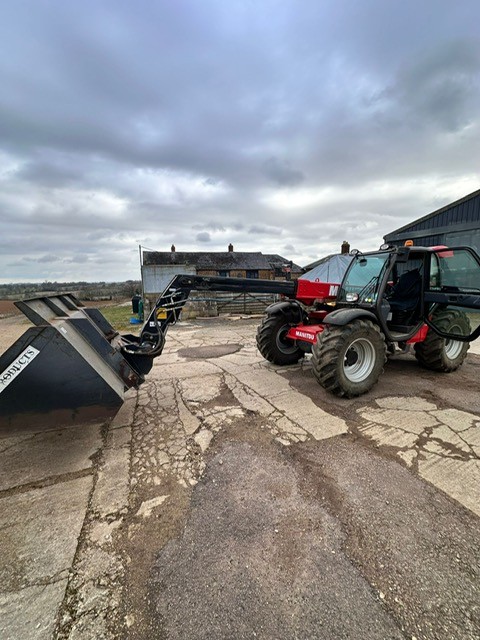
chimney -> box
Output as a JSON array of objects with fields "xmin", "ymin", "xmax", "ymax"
[
  {"xmin": 171, "ymin": 244, "xmax": 176, "ymax": 252},
  {"xmin": 228, "ymin": 243, "xmax": 234, "ymax": 252},
  {"xmin": 341, "ymin": 241, "xmax": 350, "ymax": 254}
]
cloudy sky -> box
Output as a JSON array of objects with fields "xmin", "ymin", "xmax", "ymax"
[{"xmin": 1, "ymin": 0, "xmax": 480, "ymax": 282}]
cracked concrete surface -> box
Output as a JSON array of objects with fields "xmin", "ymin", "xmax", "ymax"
[
  {"xmin": 357, "ymin": 397, "xmax": 480, "ymax": 516},
  {"xmin": 0, "ymin": 431, "xmax": 100, "ymax": 640},
  {"xmin": 0, "ymin": 316, "xmax": 479, "ymax": 639}
]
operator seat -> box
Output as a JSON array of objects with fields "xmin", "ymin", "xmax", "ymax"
[{"xmin": 387, "ymin": 268, "xmax": 422, "ymax": 325}]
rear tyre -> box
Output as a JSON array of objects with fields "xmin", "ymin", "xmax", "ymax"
[
  {"xmin": 256, "ymin": 314, "xmax": 303, "ymax": 365},
  {"xmin": 312, "ymin": 319, "xmax": 387, "ymax": 397},
  {"xmin": 414, "ymin": 309, "xmax": 470, "ymax": 372}
]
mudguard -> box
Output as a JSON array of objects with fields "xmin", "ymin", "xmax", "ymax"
[
  {"xmin": 264, "ymin": 300, "xmax": 305, "ymax": 324},
  {"xmin": 323, "ymin": 308, "xmax": 378, "ymax": 326}
]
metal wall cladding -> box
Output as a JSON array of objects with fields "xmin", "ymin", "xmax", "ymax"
[
  {"xmin": 408, "ymin": 195, "xmax": 480, "ymax": 232},
  {"xmin": 142, "ymin": 264, "xmax": 196, "ymax": 295},
  {"xmin": 388, "ymin": 234, "xmax": 445, "ymax": 247}
]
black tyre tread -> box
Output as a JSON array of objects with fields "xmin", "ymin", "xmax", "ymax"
[
  {"xmin": 414, "ymin": 309, "xmax": 470, "ymax": 372},
  {"xmin": 256, "ymin": 314, "xmax": 303, "ymax": 365},
  {"xmin": 312, "ymin": 319, "xmax": 387, "ymax": 397}
]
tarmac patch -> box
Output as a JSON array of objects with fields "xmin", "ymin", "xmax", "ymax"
[{"xmin": 177, "ymin": 343, "xmax": 242, "ymax": 359}]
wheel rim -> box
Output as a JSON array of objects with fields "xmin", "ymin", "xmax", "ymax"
[
  {"xmin": 343, "ymin": 338, "xmax": 376, "ymax": 382},
  {"xmin": 444, "ymin": 323, "xmax": 464, "ymax": 360},
  {"xmin": 276, "ymin": 325, "xmax": 297, "ymax": 354}
]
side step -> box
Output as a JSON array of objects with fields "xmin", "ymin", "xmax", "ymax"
[{"xmin": 0, "ymin": 294, "xmax": 151, "ymax": 428}]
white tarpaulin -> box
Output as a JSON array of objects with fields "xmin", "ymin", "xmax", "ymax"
[{"xmin": 300, "ymin": 254, "xmax": 353, "ymax": 283}]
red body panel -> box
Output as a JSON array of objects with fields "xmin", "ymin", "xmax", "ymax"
[
  {"xmin": 430, "ymin": 245, "xmax": 453, "ymax": 257},
  {"xmin": 406, "ymin": 324, "xmax": 429, "ymax": 344},
  {"xmin": 295, "ymin": 279, "xmax": 340, "ymax": 305},
  {"xmin": 286, "ymin": 324, "xmax": 325, "ymax": 344},
  {"xmin": 287, "ymin": 322, "xmax": 429, "ymax": 345},
  {"xmin": 308, "ymin": 310, "xmax": 329, "ymax": 321}
]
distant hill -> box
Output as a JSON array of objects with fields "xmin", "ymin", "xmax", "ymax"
[{"xmin": 0, "ymin": 280, "xmax": 141, "ymax": 301}]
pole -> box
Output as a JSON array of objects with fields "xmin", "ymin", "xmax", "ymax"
[{"xmin": 139, "ymin": 244, "xmax": 145, "ymax": 304}]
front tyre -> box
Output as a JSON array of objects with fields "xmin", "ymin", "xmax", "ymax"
[
  {"xmin": 312, "ymin": 319, "xmax": 387, "ymax": 397},
  {"xmin": 256, "ymin": 314, "xmax": 303, "ymax": 365},
  {"xmin": 414, "ymin": 309, "xmax": 470, "ymax": 372}
]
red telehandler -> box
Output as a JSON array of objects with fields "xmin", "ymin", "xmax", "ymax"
[{"xmin": 1, "ymin": 244, "xmax": 480, "ymax": 426}]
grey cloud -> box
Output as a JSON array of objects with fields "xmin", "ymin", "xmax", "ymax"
[
  {"xmin": 37, "ymin": 254, "xmax": 61, "ymax": 264},
  {"xmin": 392, "ymin": 39, "xmax": 480, "ymax": 132},
  {"xmin": 16, "ymin": 156, "xmax": 80, "ymax": 187},
  {"xmin": 0, "ymin": 0, "xmax": 479, "ymax": 282},
  {"xmin": 263, "ymin": 157, "xmax": 304, "ymax": 187},
  {"xmin": 207, "ymin": 223, "xmax": 227, "ymax": 232},
  {"xmin": 193, "ymin": 222, "xmax": 226, "ymax": 232},
  {"xmin": 248, "ymin": 225, "xmax": 283, "ymax": 236},
  {"xmin": 17, "ymin": 255, "xmax": 60, "ymax": 264},
  {"xmin": 66, "ymin": 254, "xmax": 91, "ymax": 264},
  {"xmin": 86, "ymin": 230, "xmax": 113, "ymax": 241}
]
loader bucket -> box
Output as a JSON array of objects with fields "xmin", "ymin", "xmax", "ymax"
[{"xmin": 0, "ymin": 294, "xmax": 152, "ymax": 429}]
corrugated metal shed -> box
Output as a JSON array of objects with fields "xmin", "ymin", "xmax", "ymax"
[{"xmin": 384, "ymin": 189, "xmax": 480, "ymax": 252}]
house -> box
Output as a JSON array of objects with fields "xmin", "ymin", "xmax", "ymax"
[
  {"xmin": 141, "ymin": 245, "xmax": 302, "ymax": 316},
  {"xmin": 263, "ymin": 254, "xmax": 303, "ymax": 280},
  {"xmin": 142, "ymin": 244, "xmax": 302, "ymax": 297}
]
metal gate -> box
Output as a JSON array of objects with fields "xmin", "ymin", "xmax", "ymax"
[{"xmin": 215, "ymin": 291, "xmax": 277, "ymax": 314}]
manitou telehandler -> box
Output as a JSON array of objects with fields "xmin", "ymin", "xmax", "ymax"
[{"xmin": 1, "ymin": 244, "xmax": 480, "ymax": 426}]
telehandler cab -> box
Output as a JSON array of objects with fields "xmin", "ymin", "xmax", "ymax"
[{"xmin": 1, "ymin": 244, "xmax": 479, "ymax": 426}]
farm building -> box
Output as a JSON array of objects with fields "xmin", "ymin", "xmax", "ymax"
[
  {"xmin": 142, "ymin": 245, "xmax": 302, "ymax": 296},
  {"xmin": 141, "ymin": 245, "xmax": 302, "ymax": 316},
  {"xmin": 384, "ymin": 189, "xmax": 480, "ymax": 252}
]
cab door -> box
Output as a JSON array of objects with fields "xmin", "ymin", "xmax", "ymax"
[{"xmin": 424, "ymin": 247, "xmax": 480, "ymax": 342}]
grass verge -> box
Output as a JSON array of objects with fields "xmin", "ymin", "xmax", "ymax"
[{"xmin": 100, "ymin": 303, "xmax": 142, "ymax": 333}]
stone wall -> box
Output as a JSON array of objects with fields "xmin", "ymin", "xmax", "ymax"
[
  {"xmin": 144, "ymin": 291, "xmax": 279, "ymax": 319},
  {"xmin": 197, "ymin": 269, "xmax": 273, "ymax": 279}
]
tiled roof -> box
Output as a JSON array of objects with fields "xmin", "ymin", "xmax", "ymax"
[
  {"xmin": 264, "ymin": 254, "xmax": 303, "ymax": 273},
  {"xmin": 143, "ymin": 251, "xmax": 271, "ymax": 270}
]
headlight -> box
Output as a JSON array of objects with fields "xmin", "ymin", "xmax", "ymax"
[{"xmin": 346, "ymin": 292, "xmax": 359, "ymax": 302}]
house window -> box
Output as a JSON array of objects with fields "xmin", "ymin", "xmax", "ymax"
[
  {"xmin": 218, "ymin": 270, "xmax": 229, "ymax": 277},
  {"xmin": 246, "ymin": 270, "xmax": 259, "ymax": 279}
]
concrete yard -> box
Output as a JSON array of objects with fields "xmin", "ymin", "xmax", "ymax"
[{"xmin": 0, "ymin": 315, "xmax": 479, "ymax": 639}]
